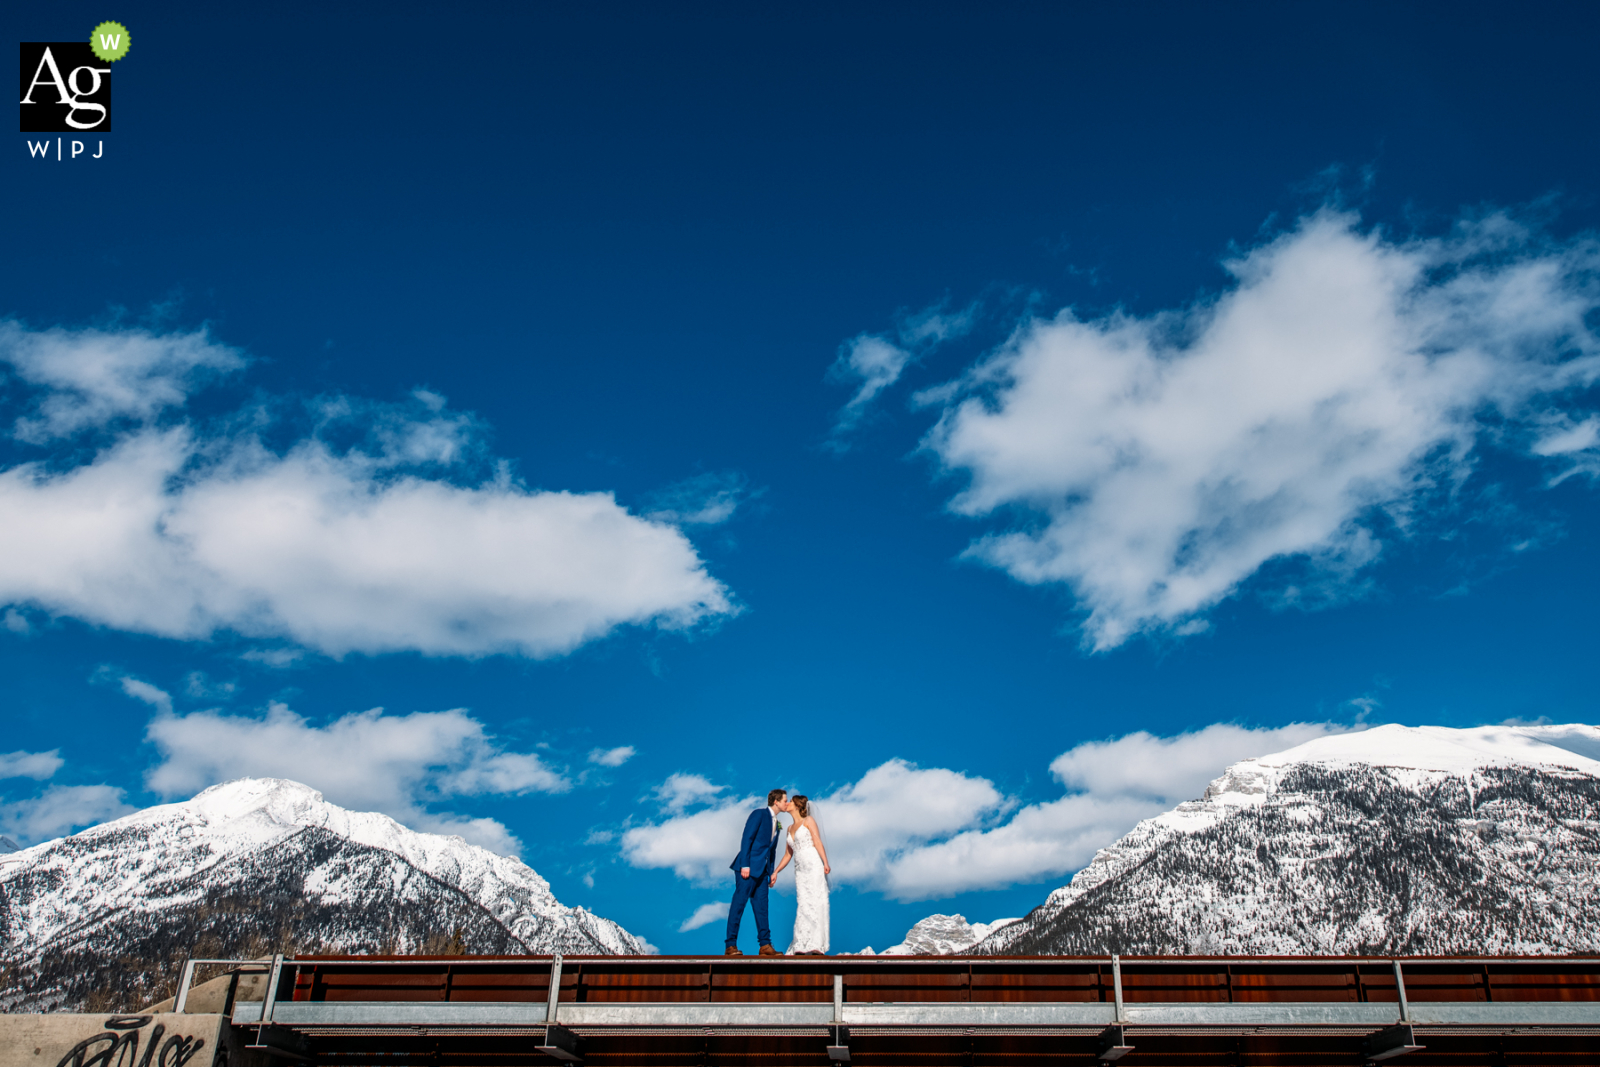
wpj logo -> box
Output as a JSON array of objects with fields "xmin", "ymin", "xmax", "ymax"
[{"xmin": 20, "ymin": 39, "xmax": 116, "ymax": 133}]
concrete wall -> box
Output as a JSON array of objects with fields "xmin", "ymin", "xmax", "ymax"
[
  {"xmin": 0, "ymin": 1013, "xmax": 223, "ymax": 1067},
  {"xmin": 142, "ymin": 970, "xmax": 268, "ymax": 1015}
]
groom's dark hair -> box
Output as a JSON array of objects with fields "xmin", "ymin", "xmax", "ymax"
[{"xmin": 767, "ymin": 788, "xmax": 787, "ymax": 806}]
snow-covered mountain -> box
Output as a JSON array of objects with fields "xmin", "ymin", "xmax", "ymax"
[
  {"xmin": 975, "ymin": 723, "xmax": 1600, "ymax": 957},
  {"xmin": 856, "ymin": 913, "xmax": 1021, "ymax": 956},
  {"xmin": 0, "ymin": 778, "xmax": 650, "ymax": 1012}
]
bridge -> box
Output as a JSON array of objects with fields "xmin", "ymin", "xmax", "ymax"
[{"xmin": 169, "ymin": 953, "xmax": 1600, "ymax": 1066}]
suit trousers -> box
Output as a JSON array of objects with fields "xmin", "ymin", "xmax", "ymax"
[{"xmin": 725, "ymin": 870, "xmax": 771, "ymax": 948}]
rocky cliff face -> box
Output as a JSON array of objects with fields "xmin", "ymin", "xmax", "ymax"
[
  {"xmin": 0, "ymin": 778, "xmax": 650, "ymax": 1012},
  {"xmin": 978, "ymin": 724, "xmax": 1600, "ymax": 957}
]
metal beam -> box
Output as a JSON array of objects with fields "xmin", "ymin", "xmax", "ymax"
[
  {"xmin": 1393, "ymin": 959, "xmax": 1412, "ymax": 1023},
  {"xmin": 173, "ymin": 959, "xmax": 196, "ymax": 1014},
  {"xmin": 247, "ymin": 953, "xmax": 286, "ymax": 1044},
  {"xmin": 1098, "ymin": 1024, "xmax": 1134, "ymax": 1062},
  {"xmin": 1365, "ymin": 1023, "xmax": 1425, "ymax": 1062},
  {"xmin": 188, "ymin": 953, "xmax": 1600, "ymax": 968},
  {"xmin": 827, "ymin": 973, "xmax": 850, "ymax": 1063},
  {"xmin": 234, "ymin": 998, "xmax": 1600, "ymax": 1031},
  {"xmin": 538, "ymin": 1023, "xmax": 583, "ymax": 1063},
  {"xmin": 243, "ymin": 1024, "xmax": 311, "ymax": 1062},
  {"xmin": 547, "ymin": 953, "xmax": 563, "ymax": 1025}
]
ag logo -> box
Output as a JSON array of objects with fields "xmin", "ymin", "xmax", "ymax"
[{"xmin": 20, "ymin": 43, "xmax": 111, "ymax": 132}]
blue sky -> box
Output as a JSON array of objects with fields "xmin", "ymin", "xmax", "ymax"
[{"xmin": 4, "ymin": 2, "xmax": 1599, "ymax": 953}]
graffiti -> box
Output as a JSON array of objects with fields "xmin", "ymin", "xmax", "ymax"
[{"xmin": 54, "ymin": 1017, "xmax": 208, "ymax": 1067}]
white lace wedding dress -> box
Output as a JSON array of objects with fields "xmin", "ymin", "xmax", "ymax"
[{"xmin": 786, "ymin": 825, "xmax": 830, "ymax": 955}]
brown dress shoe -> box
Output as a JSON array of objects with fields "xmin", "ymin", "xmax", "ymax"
[
  {"xmin": 724, "ymin": 945, "xmax": 743, "ymax": 956},
  {"xmin": 759, "ymin": 944, "xmax": 780, "ymax": 956}
]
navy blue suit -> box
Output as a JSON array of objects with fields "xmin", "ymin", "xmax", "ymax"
[{"xmin": 725, "ymin": 807, "xmax": 778, "ymax": 949}]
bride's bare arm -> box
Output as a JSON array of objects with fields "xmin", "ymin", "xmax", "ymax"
[
  {"xmin": 770, "ymin": 843, "xmax": 793, "ymax": 885},
  {"xmin": 807, "ymin": 817, "xmax": 830, "ymax": 874}
]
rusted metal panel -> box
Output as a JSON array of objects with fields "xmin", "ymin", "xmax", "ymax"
[
  {"xmin": 1228, "ymin": 963, "xmax": 1359, "ymax": 1003},
  {"xmin": 1358, "ymin": 961, "xmax": 1404, "ymax": 1003},
  {"xmin": 578, "ymin": 963, "xmax": 711, "ymax": 1002},
  {"xmin": 1397, "ymin": 962, "xmax": 1490, "ymax": 1002},
  {"xmin": 1486, "ymin": 961, "xmax": 1600, "ymax": 1001},
  {"xmin": 704, "ymin": 1034, "xmax": 837, "ymax": 1064},
  {"xmin": 445, "ymin": 967, "xmax": 551, "ymax": 1003},
  {"xmin": 1118, "ymin": 963, "xmax": 1229, "ymax": 1002},
  {"xmin": 301, "ymin": 964, "xmax": 450, "ymax": 1002},
  {"xmin": 257, "ymin": 953, "xmax": 1600, "ymax": 1028},
  {"xmin": 712, "ymin": 965, "xmax": 834, "ymax": 1002},
  {"xmin": 969, "ymin": 963, "xmax": 1104, "ymax": 1003},
  {"xmin": 845, "ymin": 966, "xmax": 969, "ymax": 1003},
  {"xmin": 845, "ymin": 1032, "xmax": 981, "ymax": 1067}
]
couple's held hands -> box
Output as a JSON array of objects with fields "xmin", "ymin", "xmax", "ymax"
[{"xmin": 769, "ymin": 874, "xmax": 776, "ymax": 888}]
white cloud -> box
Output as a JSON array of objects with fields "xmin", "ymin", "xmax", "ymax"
[
  {"xmin": 1533, "ymin": 414, "xmax": 1600, "ymax": 484},
  {"xmin": 804, "ymin": 759, "xmax": 1010, "ymax": 887},
  {"xmin": 622, "ymin": 723, "xmax": 1348, "ymax": 901},
  {"xmin": 183, "ymin": 671, "xmax": 237, "ymax": 699},
  {"xmin": 643, "ymin": 472, "xmax": 750, "ymax": 526},
  {"xmin": 622, "ymin": 759, "xmax": 1008, "ymax": 888},
  {"xmin": 830, "ymin": 304, "xmax": 976, "ymax": 439},
  {"xmin": 916, "ymin": 209, "xmax": 1600, "ymax": 649},
  {"xmin": 878, "ymin": 722, "xmax": 1351, "ymax": 899},
  {"xmin": 876, "ymin": 792, "xmax": 1156, "ymax": 901},
  {"xmin": 239, "ymin": 648, "xmax": 305, "ymax": 667},
  {"xmin": 0, "ymin": 321, "xmax": 244, "ymax": 441},
  {"xmin": 623, "ymin": 792, "xmax": 757, "ymax": 880},
  {"xmin": 1045, "ymin": 722, "xmax": 1342, "ymax": 803},
  {"xmin": 588, "ymin": 745, "xmax": 636, "ymax": 767},
  {"xmin": 142, "ymin": 702, "xmax": 570, "ymax": 855},
  {"xmin": 1533, "ymin": 415, "xmax": 1600, "ymax": 457},
  {"xmin": 0, "ymin": 749, "xmax": 64, "ymax": 781},
  {"xmin": 0, "ymin": 784, "xmax": 134, "ymax": 845},
  {"xmin": 437, "ymin": 751, "xmax": 568, "ymax": 796},
  {"xmin": 832, "ymin": 336, "xmax": 913, "ymax": 431},
  {"xmin": 119, "ymin": 677, "xmax": 173, "ymax": 716},
  {"xmin": 0, "ymin": 322, "xmax": 736, "ymax": 659},
  {"xmin": 679, "ymin": 902, "xmax": 727, "ymax": 932},
  {"xmin": 651, "ymin": 772, "xmax": 727, "ymax": 811}
]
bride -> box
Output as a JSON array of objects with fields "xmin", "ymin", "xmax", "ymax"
[{"xmin": 771, "ymin": 794, "xmax": 830, "ymax": 955}]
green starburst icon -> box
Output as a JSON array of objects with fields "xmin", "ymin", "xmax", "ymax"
[{"xmin": 90, "ymin": 21, "xmax": 131, "ymax": 62}]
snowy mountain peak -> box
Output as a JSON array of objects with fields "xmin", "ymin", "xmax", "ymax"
[
  {"xmin": 871, "ymin": 914, "xmax": 1021, "ymax": 956},
  {"xmin": 188, "ymin": 776, "xmax": 332, "ymax": 821},
  {"xmin": 1193, "ymin": 723, "xmax": 1600, "ymax": 822},
  {"xmin": 2, "ymin": 777, "xmax": 651, "ymax": 1013},
  {"xmin": 1243, "ymin": 723, "xmax": 1600, "ymax": 776},
  {"xmin": 118, "ymin": 777, "xmax": 440, "ymax": 858},
  {"xmin": 978, "ymin": 722, "xmax": 1600, "ymax": 958}
]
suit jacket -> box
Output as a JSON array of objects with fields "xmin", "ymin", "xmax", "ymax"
[{"xmin": 729, "ymin": 807, "xmax": 779, "ymax": 878}]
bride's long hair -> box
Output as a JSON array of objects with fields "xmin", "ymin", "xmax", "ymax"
[{"xmin": 791, "ymin": 795, "xmax": 828, "ymax": 889}]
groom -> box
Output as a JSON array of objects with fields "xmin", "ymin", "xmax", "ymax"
[{"xmin": 725, "ymin": 788, "xmax": 790, "ymax": 956}]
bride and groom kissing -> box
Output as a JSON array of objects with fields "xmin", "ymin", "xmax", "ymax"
[{"xmin": 724, "ymin": 788, "xmax": 831, "ymax": 956}]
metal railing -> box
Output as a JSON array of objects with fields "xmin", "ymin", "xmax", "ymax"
[{"xmin": 176, "ymin": 952, "xmax": 1600, "ymax": 1065}]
